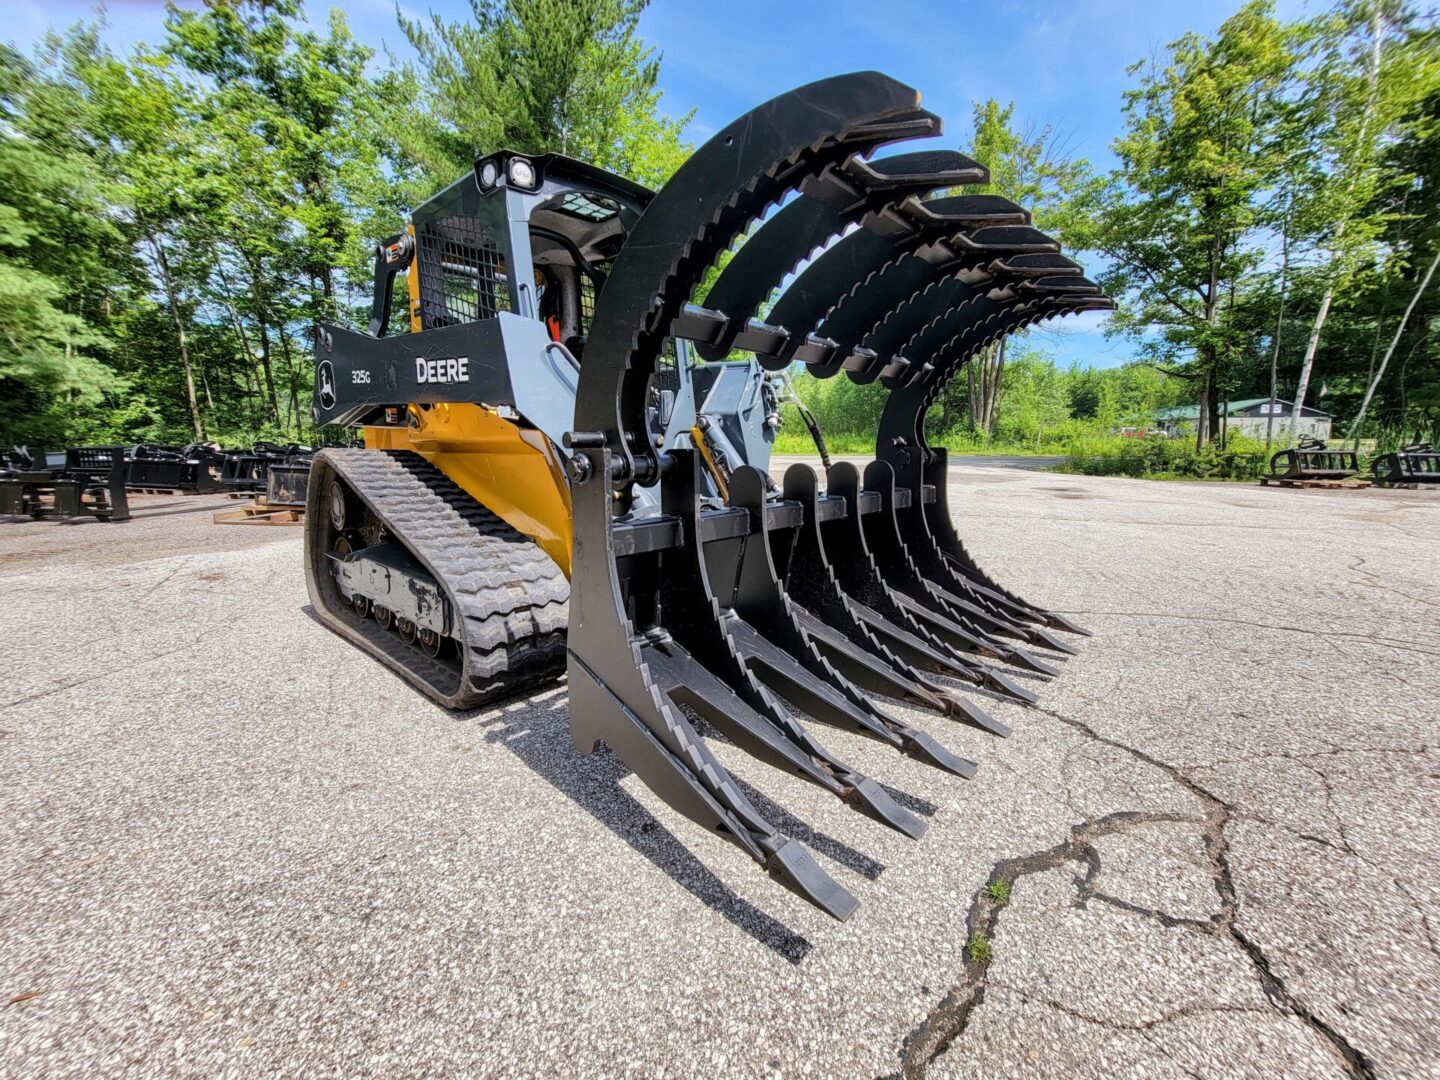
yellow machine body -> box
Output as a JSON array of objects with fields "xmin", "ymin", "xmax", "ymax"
[{"xmin": 362, "ymin": 249, "xmax": 574, "ymax": 576}]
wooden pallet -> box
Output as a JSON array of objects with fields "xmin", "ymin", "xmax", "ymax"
[
  {"xmin": 212, "ymin": 499, "xmax": 305, "ymax": 526},
  {"xmin": 1260, "ymin": 477, "xmax": 1372, "ymax": 490}
]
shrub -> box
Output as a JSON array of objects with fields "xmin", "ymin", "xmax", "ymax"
[{"xmin": 1061, "ymin": 432, "xmax": 1271, "ymax": 480}]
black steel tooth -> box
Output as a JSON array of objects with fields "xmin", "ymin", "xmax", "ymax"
[
  {"xmin": 976, "ymin": 666, "xmax": 1040, "ymax": 706},
  {"xmin": 764, "ymin": 837, "xmax": 860, "ymax": 921},
  {"xmin": 567, "ymin": 648, "xmax": 767, "ymax": 865},
  {"xmin": 778, "ymin": 464, "xmax": 1004, "ymax": 724},
  {"xmin": 913, "ymin": 674, "xmax": 1013, "ymax": 736},
  {"xmin": 721, "ymin": 466, "xmax": 974, "ymax": 777},
  {"xmin": 997, "ymin": 646, "xmax": 1059, "ymax": 678},
  {"xmin": 728, "ymin": 618, "xmax": 906, "ymax": 750},
  {"xmin": 856, "ymin": 460, "xmax": 1036, "ymax": 667},
  {"xmin": 843, "ymin": 775, "xmax": 927, "ymax": 839},
  {"xmin": 1030, "ymin": 626, "xmax": 1081, "ymax": 656},
  {"xmin": 898, "ymin": 725, "xmax": 978, "ymax": 779},
  {"xmin": 1044, "ymin": 612, "xmax": 1093, "ymax": 637},
  {"xmin": 652, "ymin": 455, "xmax": 928, "ymax": 839},
  {"xmin": 795, "ymin": 605, "xmax": 952, "ymax": 713},
  {"xmin": 812, "ymin": 462, "xmax": 1010, "ymax": 689}
]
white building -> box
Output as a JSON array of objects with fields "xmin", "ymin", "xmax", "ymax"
[{"xmin": 1154, "ymin": 398, "xmax": 1332, "ymax": 440}]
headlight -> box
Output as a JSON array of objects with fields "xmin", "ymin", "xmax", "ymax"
[
  {"xmin": 508, "ymin": 157, "xmax": 536, "ymax": 189},
  {"xmin": 478, "ymin": 160, "xmax": 498, "ymax": 189}
]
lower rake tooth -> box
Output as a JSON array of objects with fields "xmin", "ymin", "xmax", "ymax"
[
  {"xmin": 980, "ymin": 668, "xmax": 1039, "ymax": 706},
  {"xmin": 845, "ymin": 775, "xmax": 927, "ymax": 838},
  {"xmin": 900, "ymin": 728, "xmax": 978, "ymax": 779},
  {"xmin": 914, "ymin": 674, "xmax": 1012, "ymax": 737},
  {"xmin": 1002, "ymin": 647, "xmax": 1060, "ymax": 677},
  {"xmin": 1045, "ymin": 612, "xmax": 1092, "ymax": 637},
  {"xmin": 764, "ymin": 837, "xmax": 860, "ymax": 921},
  {"xmin": 1031, "ymin": 627, "xmax": 1080, "ymax": 656}
]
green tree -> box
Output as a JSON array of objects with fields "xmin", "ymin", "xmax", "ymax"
[
  {"xmin": 392, "ymin": 0, "xmax": 690, "ymax": 192},
  {"xmin": 947, "ymin": 99, "xmax": 1098, "ymax": 436},
  {"xmin": 1093, "ymin": 1, "xmax": 1296, "ymax": 447}
]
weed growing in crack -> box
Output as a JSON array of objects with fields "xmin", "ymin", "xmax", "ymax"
[
  {"xmin": 966, "ymin": 932, "xmax": 992, "ymax": 965},
  {"xmin": 984, "ymin": 880, "xmax": 1012, "ymax": 905}
]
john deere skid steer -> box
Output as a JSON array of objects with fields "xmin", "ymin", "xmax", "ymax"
[{"xmin": 305, "ymin": 72, "xmax": 1109, "ymax": 918}]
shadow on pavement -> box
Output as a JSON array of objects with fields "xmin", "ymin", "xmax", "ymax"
[{"xmin": 468, "ymin": 692, "xmax": 819, "ymax": 964}]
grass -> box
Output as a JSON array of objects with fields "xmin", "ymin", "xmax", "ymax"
[
  {"xmin": 966, "ymin": 931, "xmax": 993, "ymax": 965},
  {"xmin": 771, "ymin": 430, "xmax": 1066, "ymax": 457},
  {"xmin": 984, "ymin": 880, "xmax": 1012, "ymax": 905}
]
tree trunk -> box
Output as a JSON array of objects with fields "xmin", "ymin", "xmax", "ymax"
[
  {"xmin": 277, "ymin": 326, "xmax": 302, "ymax": 434},
  {"xmin": 148, "ymin": 230, "xmax": 207, "ymax": 441},
  {"xmin": 1346, "ymin": 248, "xmax": 1440, "ymax": 444},
  {"xmin": 985, "ymin": 337, "xmax": 1007, "ymax": 434},
  {"xmin": 1293, "ymin": 4, "xmax": 1386, "ymax": 438},
  {"xmin": 1195, "ymin": 366, "xmax": 1214, "ymax": 451},
  {"xmin": 1266, "ymin": 213, "xmax": 1289, "ymax": 447}
]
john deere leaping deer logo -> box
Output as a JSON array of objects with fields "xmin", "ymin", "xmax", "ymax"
[{"xmin": 317, "ymin": 361, "xmax": 337, "ymax": 410}]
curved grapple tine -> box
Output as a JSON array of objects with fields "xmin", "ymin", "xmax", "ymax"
[
  {"xmin": 857, "ymin": 460, "xmax": 1059, "ymax": 677},
  {"xmin": 721, "ymin": 466, "xmax": 979, "ymax": 777},
  {"xmin": 764, "ymin": 204, "xmax": 1045, "ymax": 378},
  {"xmin": 779, "ymin": 464, "xmax": 1011, "ymax": 732},
  {"xmin": 696, "ymin": 150, "xmax": 989, "ymax": 361},
  {"xmin": 567, "ymin": 72, "xmax": 952, "ymax": 917},
  {"xmin": 875, "ymin": 294, "xmax": 1115, "ymax": 638},
  {"xmin": 863, "ymin": 254, "xmax": 1084, "ymax": 361}
]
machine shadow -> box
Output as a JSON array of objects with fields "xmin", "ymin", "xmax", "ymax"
[{"xmin": 464, "ymin": 689, "xmax": 818, "ymax": 964}]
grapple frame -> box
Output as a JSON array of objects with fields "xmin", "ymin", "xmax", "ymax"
[
  {"xmin": 564, "ymin": 72, "xmax": 1108, "ymax": 917},
  {"xmin": 1371, "ymin": 443, "xmax": 1440, "ymax": 485},
  {"xmin": 1268, "ymin": 437, "xmax": 1359, "ymax": 481}
]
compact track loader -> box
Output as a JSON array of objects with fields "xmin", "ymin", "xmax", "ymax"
[{"xmin": 305, "ymin": 72, "xmax": 1110, "ymax": 918}]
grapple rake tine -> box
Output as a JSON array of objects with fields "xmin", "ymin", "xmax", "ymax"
[
  {"xmin": 815, "ymin": 461, "xmax": 1036, "ymax": 710},
  {"xmin": 778, "ymin": 464, "xmax": 1015, "ymax": 732},
  {"xmin": 721, "ymin": 466, "xmax": 979, "ymax": 778},
  {"xmin": 656, "ymin": 453, "xmax": 929, "ymax": 838},
  {"xmin": 696, "ymin": 150, "xmax": 989, "ymax": 361},
  {"xmin": 875, "ymin": 297, "xmax": 1116, "ymax": 638},
  {"xmin": 856, "ymin": 460, "xmax": 1060, "ymax": 678}
]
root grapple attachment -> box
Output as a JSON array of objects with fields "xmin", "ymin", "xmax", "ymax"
[
  {"xmin": 0, "ymin": 446, "xmax": 130, "ymax": 522},
  {"xmin": 564, "ymin": 72, "xmax": 1109, "ymax": 917},
  {"xmin": 1371, "ymin": 443, "xmax": 1440, "ymax": 485},
  {"xmin": 1268, "ymin": 437, "xmax": 1359, "ymax": 481},
  {"xmin": 304, "ymin": 71, "xmax": 1108, "ymax": 919}
]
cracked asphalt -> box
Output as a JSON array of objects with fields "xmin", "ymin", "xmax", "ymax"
[{"xmin": 2, "ymin": 468, "xmax": 1437, "ymax": 1078}]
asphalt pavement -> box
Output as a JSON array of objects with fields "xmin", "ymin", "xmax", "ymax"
[{"xmin": 2, "ymin": 472, "xmax": 1436, "ymax": 1078}]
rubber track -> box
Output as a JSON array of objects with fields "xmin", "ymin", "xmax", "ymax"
[{"xmin": 320, "ymin": 449, "xmax": 569, "ymax": 708}]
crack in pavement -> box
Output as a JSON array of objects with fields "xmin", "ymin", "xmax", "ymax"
[{"xmin": 888, "ymin": 707, "xmax": 1379, "ymax": 1080}]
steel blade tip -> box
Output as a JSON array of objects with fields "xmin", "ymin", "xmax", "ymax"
[
  {"xmin": 904, "ymin": 731, "xmax": 978, "ymax": 780},
  {"xmin": 850, "ymin": 777, "xmax": 927, "ymax": 839},
  {"xmin": 949, "ymin": 697, "xmax": 1012, "ymax": 738},
  {"xmin": 767, "ymin": 839, "xmax": 860, "ymax": 921},
  {"xmin": 1004, "ymin": 648, "xmax": 1060, "ymax": 677},
  {"xmin": 984, "ymin": 670, "xmax": 1039, "ymax": 707},
  {"xmin": 1046, "ymin": 613, "xmax": 1092, "ymax": 636}
]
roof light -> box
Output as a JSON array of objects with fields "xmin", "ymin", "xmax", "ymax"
[
  {"xmin": 508, "ymin": 157, "xmax": 536, "ymax": 190},
  {"xmin": 478, "ymin": 160, "xmax": 499, "ymax": 189}
]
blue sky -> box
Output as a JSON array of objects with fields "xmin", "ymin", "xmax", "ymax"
[{"xmin": 9, "ymin": 0, "xmax": 1317, "ymax": 369}]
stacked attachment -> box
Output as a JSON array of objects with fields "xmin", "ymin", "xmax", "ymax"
[
  {"xmin": 0, "ymin": 446, "xmax": 130, "ymax": 522},
  {"xmin": 1371, "ymin": 443, "xmax": 1440, "ymax": 486},
  {"xmin": 1267, "ymin": 437, "xmax": 1359, "ymax": 481},
  {"xmin": 563, "ymin": 72, "xmax": 1109, "ymax": 918}
]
